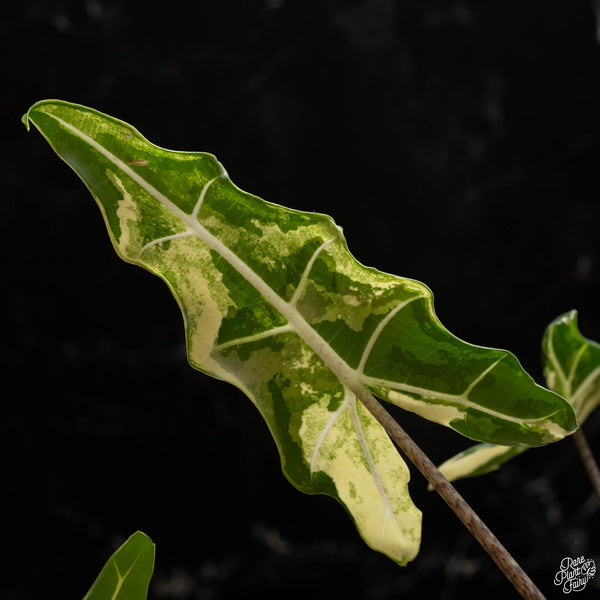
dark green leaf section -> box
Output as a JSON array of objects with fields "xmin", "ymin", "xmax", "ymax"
[
  {"xmin": 82, "ymin": 531, "xmax": 155, "ymax": 600},
  {"xmin": 365, "ymin": 299, "xmax": 574, "ymax": 447}
]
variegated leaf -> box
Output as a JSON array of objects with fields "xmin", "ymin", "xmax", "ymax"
[
  {"xmin": 24, "ymin": 100, "xmax": 576, "ymax": 565},
  {"xmin": 543, "ymin": 310, "xmax": 600, "ymax": 424},
  {"xmin": 433, "ymin": 443, "xmax": 526, "ymax": 487}
]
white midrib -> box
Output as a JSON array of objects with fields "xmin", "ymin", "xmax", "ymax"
[
  {"xmin": 348, "ymin": 394, "xmax": 404, "ymax": 538},
  {"xmin": 36, "ymin": 110, "xmax": 564, "ymax": 440},
  {"xmin": 110, "ymin": 565, "xmax": 125, "ymax": 600},
  {"xmin": 38, "ymin": 110, "xmax": 366, "ymax": 396},
  {"xmin": 38, "ymin": 110, "xmax": 543, "ymax": 429},
  {"xmin": 110, "ymin": 559, "xmax": 134, "ymax": 600},
  {"xmin": 38, "ymin": 109, "xmax": 408, "ymax": 541}
]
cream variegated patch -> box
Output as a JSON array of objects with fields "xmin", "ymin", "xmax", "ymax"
[
  {"xmin": 386, "ymin": 390, "xmax": 465, "ymax": 428},
  {"xmin": 109, "ymin": 170, "xmax": 145, "ymax": 256},
  {"xmin": 438, "ymin": 444, "xmax": 514, "ymax": 483},
  {"xmin": 300, "ymin": 390, "xmax": 421, "ymax": 564}
]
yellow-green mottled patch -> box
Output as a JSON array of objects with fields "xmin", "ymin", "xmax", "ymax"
[
  {"xmin": 300, "ymin": 393, "xmax": 421, "ymax": 563},
  {"xmin": 110, "ymin": 171, "xmax": 143, "ymax": 255}
]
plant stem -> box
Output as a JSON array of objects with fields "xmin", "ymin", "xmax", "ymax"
[
  {"xmin": 572, "ymin": 427, "xmax": 600, "ymax": 502},
  {"xmin": 358, "ymin": 390, "xmax": 546, "ymax": 600}
]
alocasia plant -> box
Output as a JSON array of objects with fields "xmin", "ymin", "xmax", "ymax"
[
  {"xmin": 23, "ymin": 100, "xmax": 577, "ymax": 575},
  {"xmin": 435, "ymin": 310, "xmax": 600, "ymax": 486}
]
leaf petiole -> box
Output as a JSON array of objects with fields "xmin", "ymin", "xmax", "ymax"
[
  {"xmin": 360, "ymin": 391, "xmax": 546, "ymax": 600},
  {"xmin": 572, "ymin": 427, "xmax": 600, "ymax": 502}
]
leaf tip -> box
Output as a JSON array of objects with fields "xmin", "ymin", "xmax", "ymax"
[
  {"xmin": 21, "ymin": 109, "xmax": 31, "ymax": 131},
  {"xmin": 22, "ymin": 100, "xmax": 52, "ymax": 132},
  {"xmin": 131, "ymin": 530, "xmax": 154, "ymax": 546},
  {"xmin": 557, "ymin": 309, "xmax": 578, "ymax": 326}
]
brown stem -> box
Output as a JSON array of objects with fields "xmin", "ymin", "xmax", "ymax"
[
  {"xmin": 572, "ymin": 427, "xmax": 600, "ymax": 502},
  {"xmin": 357, "ymin": 390, "xmax": 546, "ymax": 600}
]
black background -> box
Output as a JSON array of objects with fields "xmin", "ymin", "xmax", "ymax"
[{"xmin": 4, "ymin": 1, "xmax": 600, "ymax": 598}]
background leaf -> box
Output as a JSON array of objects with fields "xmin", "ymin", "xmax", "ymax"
[
  {"xmin": 437, "ymin": 310, "xmax": 600, "ymax": 484},
  {"xmin": 543, "ymin": 310, "xmax": 600, "ymax": 424},
  {"xmin": 82, "ymin": 531, "xmax": 154, "ymax": 600},
  {"xmin": 433, "ymin": 443, "xmax": 526, "ymax": 487},
  {"xmin": 24, "ymin": 99, "xmax": 576, "ymax": 565}
]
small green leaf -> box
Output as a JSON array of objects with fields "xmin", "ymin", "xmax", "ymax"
[
  {"xmin": 24, "ymin": 100, "xmax": 576, "ymax": 564},
  {"xmin": 543, "ymin": 310, "xmax": 600, "ymax": 424},
  {"xmin": 82, "ymin": 532, "xmax": 155, "ymax": 600}
]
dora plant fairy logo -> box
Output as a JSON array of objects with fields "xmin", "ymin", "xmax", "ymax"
[{"xmin": 554, "ymin": 556, "xmax": 596, "ymax": 593}]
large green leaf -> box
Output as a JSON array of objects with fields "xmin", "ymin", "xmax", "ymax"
[
  {"xmin": 23, "ymin": 100, "xmax": 576, "ymax": 564},
  {"xmin": 82, "ymin": 531, "xmax": 154, "ymax": 600},
  {"xmin": 437, "ymin": 310, "xmax": 599, "ymax": 484}
]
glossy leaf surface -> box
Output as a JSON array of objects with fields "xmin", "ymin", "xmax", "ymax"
[
  {"xmin": 82, "ymin": 531, "xmax": 154, "ymax": 600},
  {"xmin": 438, "ymin": 310, "xmax": 599, "ymax": 484},
  {"xmin": 24, "ymin": 100, "xmax": 576, "ymax": 564}
]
